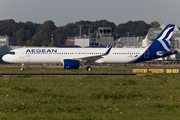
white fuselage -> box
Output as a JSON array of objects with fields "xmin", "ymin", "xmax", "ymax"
[{"xmin": 3, "ymin": 47, "xmax": 147, "ymax": 64}]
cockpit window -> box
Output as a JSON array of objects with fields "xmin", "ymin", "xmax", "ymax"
[{"xmin": 10, "ymin": 52, "xmax": 15, "ymax": 55}]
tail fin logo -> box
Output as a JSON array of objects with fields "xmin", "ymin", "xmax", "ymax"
[{"xmin": 157, "ymin": 26, "xmax": 174, "ymax": 51}]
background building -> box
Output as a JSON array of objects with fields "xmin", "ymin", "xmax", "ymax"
[
  {"xmin": 66, "ymin": 37, "xmax": 75, "ymax": 46},
  {"xmin": 66, "ymin": 27, "xmax": 114, "ymax": 47},
  {"xmin": 0, "ymin": 36, "xmax": 17, "ymax": 47},
  {"xmin": 116, "ymin": 37, "xmax": 142, "ymax": 48},
  {"xmin": 97, "ymin": 27, "xmax": 114, "ymax": 46},
  {"xmin": 0, "ymin": 36, "xmax": 17, "ymax": 61},
  {"xmin": 74, "ymin": 36, "xmax": 89, "ymax": 48}
]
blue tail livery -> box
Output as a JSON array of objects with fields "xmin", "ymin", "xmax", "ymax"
[{"xmin": 132, "ymin": 24, "xmax": 177, "ymax": 63}]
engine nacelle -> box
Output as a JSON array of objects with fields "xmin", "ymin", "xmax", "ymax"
[{"xmin": 63, "ymin": 59, "xmax": 80, "ymax": 69}]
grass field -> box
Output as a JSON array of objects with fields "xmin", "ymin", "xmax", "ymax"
[{"xmin": 0, "ymin": 65, "xmax": 180, "ymax": 120}]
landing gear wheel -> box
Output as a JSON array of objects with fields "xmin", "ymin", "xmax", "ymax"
[
  {"xmin": 21, "ymin": 63, "xmax": 24, "ymax": 71},
  {"xmin": 86, "ymin": 67, "xmax": 92, "ymax": 71}
]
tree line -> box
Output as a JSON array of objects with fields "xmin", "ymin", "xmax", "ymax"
[{"xmin": 0, "ymin": 19, "xmax": 161, "ymax": 46}]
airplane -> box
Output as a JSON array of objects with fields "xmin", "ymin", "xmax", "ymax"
[{"xmin": 2, "ymin": 24, "xmax": 178, "ymax": 71}]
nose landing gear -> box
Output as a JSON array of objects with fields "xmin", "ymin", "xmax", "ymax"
[{"xmin": 21, "ymin": 63, "xmax": 24, "ymax": 71}]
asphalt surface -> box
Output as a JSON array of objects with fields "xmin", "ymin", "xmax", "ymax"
[{"xmin": 0, "ymin": 73, "xmax": 137, "ymax": 76}]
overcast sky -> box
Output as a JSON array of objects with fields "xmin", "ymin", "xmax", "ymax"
[{"xmin": 0, "ymin": 0, "xmax": 180, "ymax": 27}]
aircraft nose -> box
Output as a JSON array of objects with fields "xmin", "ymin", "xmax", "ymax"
[{"xmin": 2, "ymin": 55, "xmax": 9, "ymax": 62}]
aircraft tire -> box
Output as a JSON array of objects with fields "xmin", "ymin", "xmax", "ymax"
[{"xmin": 87, "ymin": 67, "xmax": 92, "ymax": 71}]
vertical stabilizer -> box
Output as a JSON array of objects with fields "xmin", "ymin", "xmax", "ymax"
[
  {"xmin": 132, "ymin": 24, "xmax": 177, "ymax": 63},
  {"xmin": 148, "ymin": 24, "xmax": 175, "ymax": 51}
]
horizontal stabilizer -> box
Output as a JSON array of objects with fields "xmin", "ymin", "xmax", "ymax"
[
  {"xmin": 157, "ymin": 51, "xmax": 173, "ymax": 54},
  {"xmin": 157, "ymin": 50, "xmax": 177, "ymax": 56}
]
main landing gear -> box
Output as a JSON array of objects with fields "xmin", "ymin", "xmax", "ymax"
[
  {"xmin": 86, "ymin": 66, "xmax": 92, "ymax": 71},
  {"xmin": 21, "ymin": 63, "xmax": 24, "ymax": 71}
]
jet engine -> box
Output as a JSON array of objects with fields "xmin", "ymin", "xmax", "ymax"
[{"xmin": 63, "ymin": 59, "xmax": 80, "ymax": 69}]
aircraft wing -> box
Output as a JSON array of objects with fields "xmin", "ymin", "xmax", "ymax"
[{"xmin": 72, "ymin": 45, "xmax": 113, "ymax": 63}]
